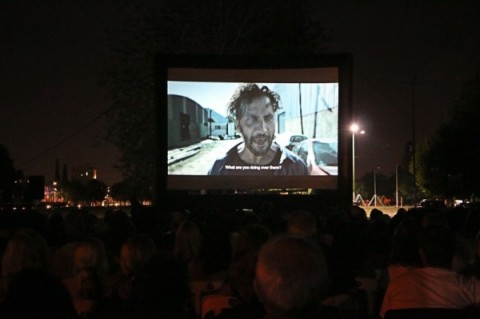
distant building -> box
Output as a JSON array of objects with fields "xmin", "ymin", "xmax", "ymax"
[
  {"xmin": 53, "ymin": 159, "xmax": 70, "ymax": 186},
  {"xmin": 206, "ymin": 108, "xmax": 236, "ymax": 138},
  {"xmin": 168, "ymin": 94, "xmax": 232, "ymax": 148},
  {"xmin": 11, "ymin": 175, "xmax": 45, "ymax": 204},
  {"xmin": 71, "ymin": 164, "xmax": 97, "ymax": 183}
]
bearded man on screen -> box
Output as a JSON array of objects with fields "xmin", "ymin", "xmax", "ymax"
[{"xmin": 208, "ymin": 83, "xmax": 308, "ymax": 176}]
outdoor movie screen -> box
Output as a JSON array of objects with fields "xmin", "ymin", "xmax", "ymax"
[{"xmin": 160, "ymin": 56, "xmax": 350, "ymax": 192}]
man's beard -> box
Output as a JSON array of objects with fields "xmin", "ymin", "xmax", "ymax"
[{"xmin": 243, "ymin": 133, "xmax": 274, "ymax": 156}]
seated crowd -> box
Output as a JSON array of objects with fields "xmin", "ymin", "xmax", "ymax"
[{"xmin": 0, "ymin": 202, "xmax": 480, "ymax": 318}]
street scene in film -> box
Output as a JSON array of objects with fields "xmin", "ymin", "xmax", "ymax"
[{"xmin": 167, "ymin": 81, "xmax": 339, "ymax": 176}]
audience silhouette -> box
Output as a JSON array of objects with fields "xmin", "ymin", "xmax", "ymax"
[{"xmin": 2, "ymin": 202, "xmax": 480, "ymax": 319}]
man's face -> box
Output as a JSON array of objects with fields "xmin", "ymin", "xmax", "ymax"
[{"xmin": 237, "ymin": 96, "xmax": 275, "ymax": 156}]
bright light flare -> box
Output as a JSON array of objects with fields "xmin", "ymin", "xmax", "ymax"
[{"xmin": 350, "ymin": 123, "xmax": 365, "ymax": 134}]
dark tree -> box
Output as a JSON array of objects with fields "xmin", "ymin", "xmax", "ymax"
[
  {"xmin": 62, "ymin": 179, "xmax": 108, "ymax": 204},
  {"xmin": 85, "ymin": 179, "xmax": 108, "ymax": 202},
  {"xmin": 0, "ymin": 144, "xmax": 16, "ymax": 204},
  {"xmin": 393, "ymin": 142, "xmax": 417, "ymax": 203},
  {"xmin": 104, "ymin": 0, "xmax": 329, "ymax": 199},
  {"xmin": 417, "ymin": 76, "xmax": 480, "ymax": 198},
  {"xmin": 62, "ymin": 180, "xmax": 88, "ymax": 204},
  {"xmin": 110, "ymin": 180, "xmax": 136, "ymax": 202}
]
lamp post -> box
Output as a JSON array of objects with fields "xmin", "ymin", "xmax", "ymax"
[
  {"xmin": 369, "ymin": 166, "xmax": 383, "ymax": 207},
  {"xmin": 350, "ymin": 124, "xmax": 364, "ymax": 203}
]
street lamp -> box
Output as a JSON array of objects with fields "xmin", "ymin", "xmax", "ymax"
[{"xmin": 350, "ymin": 123, "xmax": 365, "ymax": 203}]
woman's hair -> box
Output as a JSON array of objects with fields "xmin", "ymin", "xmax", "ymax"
[
  {"xmin": 120, "ymin": 234, "xmax": 157, "ymax": 277},
  {"xmin": 174, "ymin": 221, "xmax": 202, "ymax": 267},
  {"xmin": 1, "ymin": 228, "xmax": 51, "ymax": 278},
  {"xmin": 73, "ymin": 236, "xmax": 108, "ymax": 274}
]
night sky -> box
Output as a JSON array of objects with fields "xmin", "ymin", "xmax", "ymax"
[
  {"xmin": 1, "ymin": 1, "xmax": 122, "ymax": 185},
  {"xmin": 1, "ymin": 1, "xmax": 479, "ymax": 186},
  {"xmin": 317, "ymin": 1, "xmax": 480, "ymax": 178}
]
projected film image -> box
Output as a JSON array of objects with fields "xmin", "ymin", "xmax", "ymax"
[{"xmin": 167, "ymin": 81, "xmax": 339, "ymax": 178}]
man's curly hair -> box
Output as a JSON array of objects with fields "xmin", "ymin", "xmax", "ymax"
[{"xmin": 227, "ymin": 84, "xmax": 281, "ymax": 121}]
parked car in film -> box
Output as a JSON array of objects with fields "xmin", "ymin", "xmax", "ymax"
[
  {"xmin": 286, "ymin": 134, "xmax": 308, "ymax": 150},
  {"xmin": 292, "ymin": 138, "xmax": 338, "ymax": 175}
]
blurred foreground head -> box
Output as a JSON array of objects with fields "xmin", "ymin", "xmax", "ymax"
[{"xmin": 255, "ymin": 235, "xmax": 328, "ymax": 319}]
